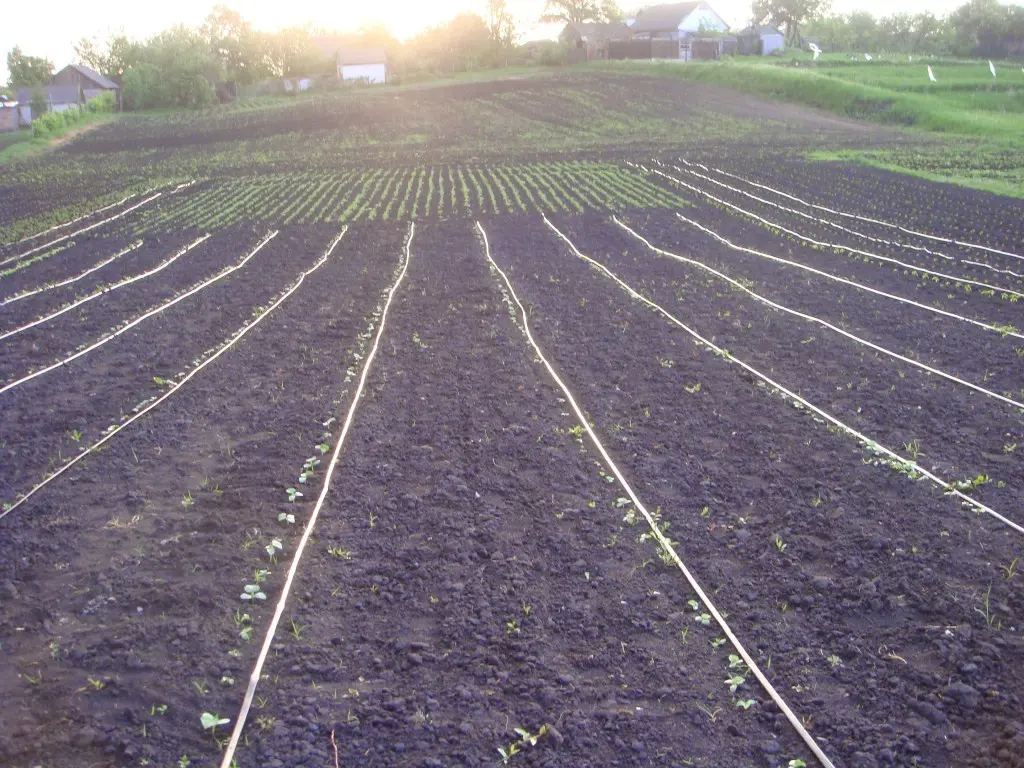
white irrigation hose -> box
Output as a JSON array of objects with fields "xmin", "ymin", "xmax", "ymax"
[
  {"xmin": 616, "ymin": 218, "xmax": 1024, "ymax": 411},
  {"xmin": 219, "ymin": 224, "xmax": 413, "ymax": 768},
  {"xmin": 478, "ymin": 221, "xmax": 836, "ymax": 768},
  {"xmin": 690, "ymin": 161, "xmax": 1024, "ymax": 262},
  {"xmin": 666, "ymin": 161, "xmax": 1024, "ymax": 280},
  {"xmin": 0, "ymin": 229, "xmax": 345, "ymax": 523},
  {"xmin": 651, "ymin": 166, "xmax": 1024, "ymax": 299},
  {"xmin": 0, "ymin": 232, "xmax": 275, "ymax": 396},
  {"xmin": 544, "ymin": 218, "xmax": 1024, "ymax": 536},
  {"xmin": 666, "ymin": 212, "xmax": 1024, "ymax": 344},
  {"xmin": 0, "ymin": 192, "xmax": 165, "ymax": 267},
  {"xmin": 1, "ymin": 241, "xmax": 143, "ymax": 307},
  {"xmin": 0, "ymin": 236, "xmax": 207, "ymax": 340}
]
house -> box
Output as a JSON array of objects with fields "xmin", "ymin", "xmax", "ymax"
[
  {"xmin": 336, "ymin": 48, "xmax": 387, "ymax": 84},
  {"xmin": 738, "ymin": 26, "xmax": 785, "ymax": 56},
  {"xmin": 630, "ymin": 2, "xmax": 730, "ymax": 41},
  {"xmin": 52, "ymin": 64, "xmax": 120, "ymax": 102},
  {"xmin": 0, "ymin": 97, "xmax": 18, "ymax": 133},
  {"xmin": 15, "ymin": 85, "xmax": 81, "ymax": 125},
  {"xmin": 559, "ymin": 22, "xmax": 633, "ymax": 60}
]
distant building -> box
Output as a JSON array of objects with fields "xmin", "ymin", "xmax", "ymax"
[
  {"xmin": 336, "ymin": 48, "xmax": 388, "ymax": 84},
  {"xmin": 630, "ymin": 2, "xmax": 730, "ymax": 41},
  {"xmin": 559, "ymin": 22, "xmax": 634, "ymax": 60},
  {"xmin": 52, "ymin": 64, "xmax": 120, "ymax": 102},
  {"xmin": 0, "ymin": 97, "xmax": 18, "ymax": 133},
  {"xmin": 738, "ymin": 26, "xmax": 785, "ymax": 56},
  {"xmin": 15, "ymin": 85, "xmax": 81, "ymax": 125}
]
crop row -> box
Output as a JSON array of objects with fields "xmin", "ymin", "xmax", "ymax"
[{"xmin": 135, "ymin": 163, "xmax": 688, "ymax": 232}]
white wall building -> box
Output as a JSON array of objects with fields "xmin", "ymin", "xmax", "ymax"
[{"xmin": 337, "ymin": 49, "xmax": 387, "ymax": 85}]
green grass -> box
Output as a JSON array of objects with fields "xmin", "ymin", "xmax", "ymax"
[
  {"xmin": 600, "ymin": 57, "xmax": 1024, "ymax": 197},
  {"xmin": 0, "ymin": 113, "xmax": 117, "ymax": 166},
  {"xmin": 599, "ymin": 59, "xmax": 1023, "ymax": 140}
]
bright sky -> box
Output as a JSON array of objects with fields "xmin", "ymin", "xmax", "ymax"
[{"xmin": 1, "ymin": 0, "xmax": 975, "ymax": 84}]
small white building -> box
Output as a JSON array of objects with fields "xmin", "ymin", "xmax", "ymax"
[
  {"xmin": 630, "ymin": 2, "xmax": 730, "ymax": 41},
  {"xmin": 337, "ymin": 48, "xmax": 387, "ymax": 85},
  {"xmin": 15, "ymin": 84, "xmax": 82, "ymax": 125},
  {"xmin": 739, "ymin": 25, "xmax": 785, "ymax": 56}
]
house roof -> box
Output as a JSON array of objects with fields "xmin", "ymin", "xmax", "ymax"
[
  {"xmin": 740, "ymin": 25, "xmax": 783, "ymax": 36},
  {"xmin": 17, "ymin": 85, "xmax": 81, "ymax": 105},
  {"xmin": 63, "ymin": 64, "xmax": 119, "ymax": 90},
  {"xmin": 563, "ymin": 22, "xmax": 633, "ymax": 41},
  {"xmin": 312, "ymin": 35, "xmax": 350, "ymax": 60},
  {"xmin": 631, "ymin": 2, "xmax": 702, "ymax": 33},
  {"xmin": 337, "ymin": 47, "xmax": 387, "ymax": 66}
]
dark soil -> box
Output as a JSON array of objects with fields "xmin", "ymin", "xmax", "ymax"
[{"xmin": 482, "ymin": 214, "xmax": 1024, "ymax": 768}]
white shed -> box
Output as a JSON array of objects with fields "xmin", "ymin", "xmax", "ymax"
[{"xmin": 337, "ymin": 48, "xmax": 387, "ymax": 85}]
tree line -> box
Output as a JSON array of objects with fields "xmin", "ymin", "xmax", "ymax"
[
  {"xmin": 753, "ymin": 0, "xmax": 1022, "ymax": 57},
  {"xmin": 5, "ymin": 0, "xmax": 1022, "ymax": 112}
]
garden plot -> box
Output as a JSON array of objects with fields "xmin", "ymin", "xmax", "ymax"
[
  {"xmin": 615, "ymin": 205, "xmax": 1024, "ymax": 397},
  {"xmin": 0, "ymin": 227, "xmax": 331, "ymax": 504},
  {"xmin": 689, "ymin": 155, "xmax": 1024, "ymax": 263},
  {"xmin": 482, "ymin": 215, "xmax": 1024, "ymax": 767},
  {"xmin": 646, "ymin": 161, "xmax": 1024, "ymax": 289},
  {"xmin": 550, "ymin": 212, "xmax": 1024, "ymax": 522},
  {"xmin": 233, "ymin": 221, "xmax": 814, "ymax": 768},
  {"xmin": 0, "ymin": 225, "xmax": 402, "ymax": 768},
  {"xmin": 134, "ymin": 163, "xmax": 689, "ymax": 232}
]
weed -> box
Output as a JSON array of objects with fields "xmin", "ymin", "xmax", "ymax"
[
  {"xmin": 684, "ymin": 382, "xmax": 701, "ymax": 394},
  {"xmin": 506, "ymin": 618, "xmax": 521, "ymax": 636},
  {"xmin": 903, "ymin": 439, "xmax": 922, "ymax": 460},
  {"xmin": 289, "ymin": 620, "xmax": 305, "ymax": 640},
  {"xmin": 181, "ymin": 491, "xmax": 194, "ymax": 509},
  {"xmin": 774, "ymin": 536, "xmax": 788, "ymax": 553},
  {"xmin": 975, "ymin": 584, "xmax": 1001, "ymax": 628},
  {"xmin": 192, "ymin": 680, "xmax": 209, "ymax": 695},
  {"xmin": 947, "ymin": 474, "xmax": 991, "ymax": 495},
  {"xmin": 256, "ymin": 716, "xmax": 276, "ymax": 731},
  {"xmin": 1000, "ymin": 558, "xmax": 1019, "ymax": 580},
  {"xmin": 327, "ymin": 547, "xmax": 352, "ymax": 560},
  {"xmin": 68, "ymin": 429, "xmax": 83, "ymax": 442},
  {"xmin": 151, "ymin": 704, "xmax": 168, "ymax": 716},
  {"xmin": 696, "ymin": 704, "xmax": 721, "ymax": 722}
]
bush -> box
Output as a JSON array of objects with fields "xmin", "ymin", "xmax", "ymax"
[{"xmin": 86, "ymin": 90, "xmax": 117, "ymax": 113}]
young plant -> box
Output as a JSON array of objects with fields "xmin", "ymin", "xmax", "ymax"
[
  {"xmin": 725, "ymin": 675, "xmax": 746, "ymax": 693},
  {"xmin": 200, "ymin": 712, "xmax": 230, "ymax": 737},
  {"xmin": 241, "ymin": 584, "xmax": 266, "ymax": 601},
  {"xmin": 266, "ymin": 539, "xmax": 283, "ymax": 560},
  {"xmin": 278, "ymin": 512, "xmax": 296, "ymax": 524},
  {"xmin": 286, "ymin": 487, "xmax": 303, "ymax": 502}
]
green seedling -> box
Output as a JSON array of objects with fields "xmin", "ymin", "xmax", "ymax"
[
  {"xmin": 728, "ymin": 654, "xmax": 746, "ymax": 670},
  {"xmin": 200, "ymin": 712, "xmax": 229, "ymax": 735},
  {"xmin": 1004, "ymin": 443, "xmax": 1018, "ymax": 454},
  {"xmin": 710, "ymin": 637, "xmax": 727, "ymax": 650},
  {"xmin": 687, "ymin": 600, "xmax": 700, "ymax": 611},
  {"xmin": 266, "ymin": 539, "xmax": 283, "ymax": 559},
  {"xmin": 286, "ymin": 488, "xmax": 303, "ymax": 502},
  {"xmin": 497, "ymin": 742, "xmax": 520, "ymax": 763},
  {"xmin": 241, "ymin": 584, "xmax": 266, "ymax": 601},
  {"xmin": 684, "ymin": 383, "xmax": 701, "ymax": 394},
  {"xmin": 327, "ymin": 547, "xmax": 352, "ymax": 560},
  {"xmin": 789, "ymin": 761, "xmax": 808, "ymax": 768},
  {"xmin": 826, "ymin": 654, "xmax": 842, "ymax": 669},
  {"xmin": 289, "ymin": 620, "xmax": 305, "ymax": 640},
  {"xmin": 903, "ymin": 439, "xmax": 922, "ymax": 460},
  {"xmin": 239, "ymin": 626, "xmax": 253, "ymax": 642},
  {"xmin": 735, "ymin": 699, "xmax": 755, "ymax": 710},
  {"xmin": 774, "ymin": 536, "xmax": 788, "ymax": 553},
  {"xmin": 181, "ymin": 491, "xmax": 194, "ymax": 509},
  {"xmin": 614, "ymin": 497, "xmax": 632, "ymax": 508},
  {"xmin": 220, "ymin": 676, "xmax": 234, "ymax": 685},
  {"xmin": 151, "ymin": 704, "xmax": 168, "ymax": 716},
  {"xmin": 694, "ymin": 613, "xmax": 711, "ymax": 627},
  {"xmin": 696, "ymin": 704, "xmax": 721, "ymax": 722},
  {"xmin": 947, "ymin": 474, "xmax": 991, "ymax": 495},
  {"xmin": 191, "ymin": 680, "xmax": 209, "ymax": 695},
  {"xmin": 253, "ymin": 569, "xmax": 270, "ymax": 584},
  {"xmin": 234, "ymin": 609, "xmax": 251, "ymax": 627},
  {"xmin": 278, "ymin": 512, "xmax": 296, "ymax": 524},
  {"xmin": 567, "ymin": 424, "xmax": 585, "ymax": 440},
  {"xmin": 725, "ymin": 675, "xmax": 746, "ymax": 693},
  {"xmin": 316, "ymin": 443, "xmax": 330, "ymax": 455},
  {"xmin": 506, "ymin": 619, "xmax": 520, "ymax": 636},
  {"xmin": 69, "ymin": 429, "xmax": 83, "ymax": 442}
]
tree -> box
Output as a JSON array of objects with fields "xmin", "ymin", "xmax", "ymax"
[
  {"xmin": 73, "ymin": 34, "xmax": 143, "ymax": 85},
  {"xmin": 540, "ymin": 0, "xmax": 602, "ymax": 24},
  {"xmin": 488, "ymin": 0, "xmax": 518, "ymax": 47},
  {"xmin": 750, "ymin": 0, "xmax": 831, "ymax": 47},
  {"xmin": 601, "ymin": 1, "xmax": 625, "ymax": 23},
  {"xmin": 6, "ymin": 46, "xmax": 54, "ymax": 88}
]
